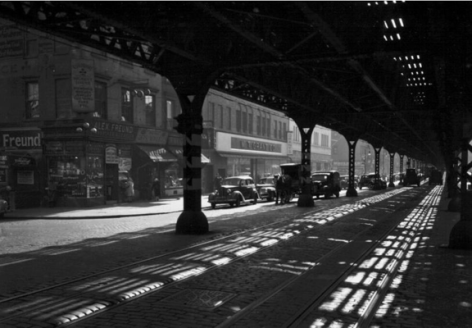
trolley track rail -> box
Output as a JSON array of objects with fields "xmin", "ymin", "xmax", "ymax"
[{"xmin": 0, "ymin": 185, "xmax": 434, "ymax": 328}]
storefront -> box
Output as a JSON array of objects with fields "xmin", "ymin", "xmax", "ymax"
[
  {"xmin": 42, "ymin": 119, "xmax": 137, "ymax": 207},
  {"xmin": 213, "ymin": 132, "xmax": 288, "ymax": 182},
  {"xmin": 0, "ymin": 127, "xmax": 43, "ymax": 209}
]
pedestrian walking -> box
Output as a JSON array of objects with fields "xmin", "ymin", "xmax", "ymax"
[{"xmin": 214, "ymin": 174, "xmax": 222, "ymax": 190}]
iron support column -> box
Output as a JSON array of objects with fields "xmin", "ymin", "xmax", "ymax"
[
  {"xmin": 175, "ymin": 92, "xmax": 209, "ymax": 234},
  {"xmin": 447, "ymin": 151, "xmax": 461, "ymax": 212},
  {"xmin": 373, "ymin": 147, "xmax": 382, "ymax": 190},
  {"xmin": 449, "ymin": 137, "xmax": 472, "ymax": 249},
  {"xmin": 297, "ymin": 126, "xmax": 315, "ymax": 207},
  {"xmin": 399, "ymin": 154, "xmax": 404, "ymax": 185},
  {"xmin": 346, "ymin": 139, "xmax": 358, "ymax": 197},
  {"xmin": 388, "ymin": 152, "xmax": 395, "ymax": 187}
]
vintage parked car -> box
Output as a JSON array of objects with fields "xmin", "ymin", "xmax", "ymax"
[
  {"xmin": 358, "ymin": 173, "xmax": 387, "ymax": 189},
  {"xmin": 429, "ymin": 169, "xmax": 443, "ymax": 185},
  {"xmin": 311, "ymin": 171, "xmax": 342, "ymax": 198},
  {"xmin": 256, "ymin": 176, "xmax": 277, "ymax": 202},
  {"xmin": 208, "ymin": 176, "xmax": 258, "ymax": 209},
  {"xmin": 404, "ymin": 168, "xmax": 420, "ymax": 187},
  {"xmin": 340, "ymin": 175, "xmax": 358, "ymax": 190}
]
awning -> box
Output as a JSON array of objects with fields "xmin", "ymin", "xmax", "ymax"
[
  {"xmin": 138, "ymin": 145, "xmax": 177, "ymax": 162},
  {"xmin": 168, "ymin": 146, "xmax": 211, "ymax": 164}
]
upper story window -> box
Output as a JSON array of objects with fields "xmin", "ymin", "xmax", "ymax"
[
  {"xmin": 166, "ymin": 100, "xmax": 174, "ymax": 130},
  {"xmin": 236, "ymin": 109, "xmax": 241, "ymax": 132},
  {"xmin": 121, "ymin": 88, "xmax": 134, "ymax": 123},
  {"xmin": 321, "ymin": 134, "xmax": 329, "ymax": 147},
  {"xmin": 266, "ymin": 117, "xmax": 270, "ymax": 137},
  {"xmin": 25, "ymin": 82, "xmax": 39, "ymax": 119},
  {"xmin": 94, "ymin": 81, "xmax": 107, "ymax": 119},
  {"xmin": 248, "ymin": 113, "xmax": 253, "ymax": 134},
  {"xmin": 313, "ymin": 132, "xmax": 319, "ymax": 145},
  {"xmin": 144, "ymin": 95, "xmax": 155, "ymax": 126}
]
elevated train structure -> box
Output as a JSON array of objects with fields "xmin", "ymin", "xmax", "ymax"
[{"xmin": 0, "ymin": 2, "xmax": 471, "ymax": 246}]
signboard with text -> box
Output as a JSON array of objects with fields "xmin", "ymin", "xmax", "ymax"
[{"xmin": 72, "ymin": 59, "xmax": 95, "ymax": 113}]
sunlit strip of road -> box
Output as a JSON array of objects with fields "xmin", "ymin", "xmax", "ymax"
[
  {"xmin": 0, "ymin": 186, "xmax": 413, "ymax": 327},
  {"xmin": 296, "ymin": 186, "xmax": 443, "ymax": 328}
]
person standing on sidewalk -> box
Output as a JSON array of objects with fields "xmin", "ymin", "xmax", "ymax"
[{"xmin": 152, "ymin": 177, "xmax": 161, "ymax": 201}]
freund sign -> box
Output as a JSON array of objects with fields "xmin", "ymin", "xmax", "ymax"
[{"xmin": 1, "ymin": 129, "xmax": 41, "ymax": 150}]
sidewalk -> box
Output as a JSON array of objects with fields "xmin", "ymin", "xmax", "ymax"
[{"xmin": 4, "ymin": 196, "xmax": 192, "ymax": 219}]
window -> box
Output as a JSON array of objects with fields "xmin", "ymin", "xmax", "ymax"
[
  {"xmin": 236, "ymin": 109, "xmax": 241, "ymax": 132},
  {"xmin": 144, "ymin": 95, "xmax": 155, "ymax": 126},
  {"xmin": 257, "ymin": 115, "xmax": 261, "ymax": 135},
  {"xmin": 56, "ymin": 79, "xmax": 71, "ymax": 119},
  {"xmin": 25, "ymin": 82, "xmax": 39, "ymax": 119},
  {"xmin": 283, "ymin": 123, "xmax": 287, "ymax": 141},
  {"xmin": 208, "ymin": 102, "xmax": 215, "ymax": 123},
  {"xmin": 166, "ymin": 100, "xmax": 173, "ymax": 129},
  {"xmin": 121, "ymin": 88, "xmax": 134, "ymax": 123},
  {"xmin": 266, "ymin": 118, "xmax": 270, "ymax": 137},
  {"xmin": 261, "ymin": 114, "xmax": 266, "ymax": 136},
  {"xmin": 94, "ymin": 81, "xmax": 107, "ymax": 119},
  {"xmin": 219, "ymin": 104, "xmax": 224, "ymax": 128},
  {"xmin": 274, "ymin": 120, "xmax": 278, "ymax": 138},
  {"xmin": 278, "ymin": 121, "xmax": 282, "ymax": 139},
  {"xmin": 321, "ymin": 134, "xmax": 329, "ymax": 147},
  {"xmin": 313, "ymin": 132, "xmax": 319, "ymax": 145},
  {"xmin": 225, "ymin": 107, "xmax": 231, "ymax": 130},
  {"xmin": 248, "ymin": 113, "xmax": 253, "ymax": 134},
  {"xmin": 242, "ymin": 111, "xmax": 247, "ymax": 133}
]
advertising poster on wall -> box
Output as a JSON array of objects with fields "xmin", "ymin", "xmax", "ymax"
[{"xmin": 71, "ymin": 59, "xmax": 94, "ymax": 113}]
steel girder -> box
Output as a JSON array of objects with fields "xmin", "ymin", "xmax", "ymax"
[{"xmin": 0, "ymin": 1, "xmax": 469, "ymax": 168}]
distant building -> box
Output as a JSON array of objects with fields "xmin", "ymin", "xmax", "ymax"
[{"xmin": 287, "ymin": 121, "xmax": 332, "ymax": 172}]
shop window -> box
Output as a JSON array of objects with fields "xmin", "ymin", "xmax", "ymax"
[
  {"xmin": 121, "ymin": 88, "xmax": 134, "ymax": 123},
  {"xmin": 94, "ymin": 81, "xmax": 107, "ymax": 119},
  {"xmin": 25, "ymin": 82, "xmax": 39, "ymax": 119},
  {"xmin": 144, "ymin": 95, "xmax": 156, "ymax": 126}
]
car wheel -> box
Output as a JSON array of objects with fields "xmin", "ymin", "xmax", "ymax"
[
  {"xmin": 267, "ymin": 193, "xmax": 273, "ymax": 202},
  {"xmin": 235, "ymin": 197, "xmax": 241, "ymax": 207},
  {"xmin": 252, "ymin": 195, "xmax": 257, "ymax": 204},
  {"xmin": 211, "ymin": 203, "xmax": 216, "ymax": 209}
]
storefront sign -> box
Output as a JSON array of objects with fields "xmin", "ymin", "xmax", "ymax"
[
  {"xmin": 1, "ymin": 129, "xmax": 41, "ymax": 150},
  {"xmin": 105, "ymin": 144, "xmax": 118, "ymax": 164},
  {"xmin": 72, "ymin": 59, "xmax": 95, "ymax": 113},
  {"xmin": 64, "ymin": 141, "xmax": 83, "ymax": 155},
  {"xmin": 231, "ymin": 137, "xmax": 281, "ymax": 153},
  {"xmin": 92, "ymin": 120, "xmax": 135, "ymax": 141},
  {"xmin": 17, "ymin": 170, "xmax": 34, "ymax": 185},
  {"xmin": 135, "ymin": 128, "xmax": 168, "ymax": 145},
  {"xmin": 44, "ymin": 141, "xmax": 64, "ymax": 155},
  {"xmin": 12, "ymin": 157, "xmax": 35, "ymax": 167},
  {"xmin": 0, "ymin": 24, "xmax": 24, "ymax": 58}
]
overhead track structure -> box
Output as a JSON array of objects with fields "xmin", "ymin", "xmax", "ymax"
[{"xmin": 0, "ymin": 1, "xmax": 471, "ymax": 169}]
